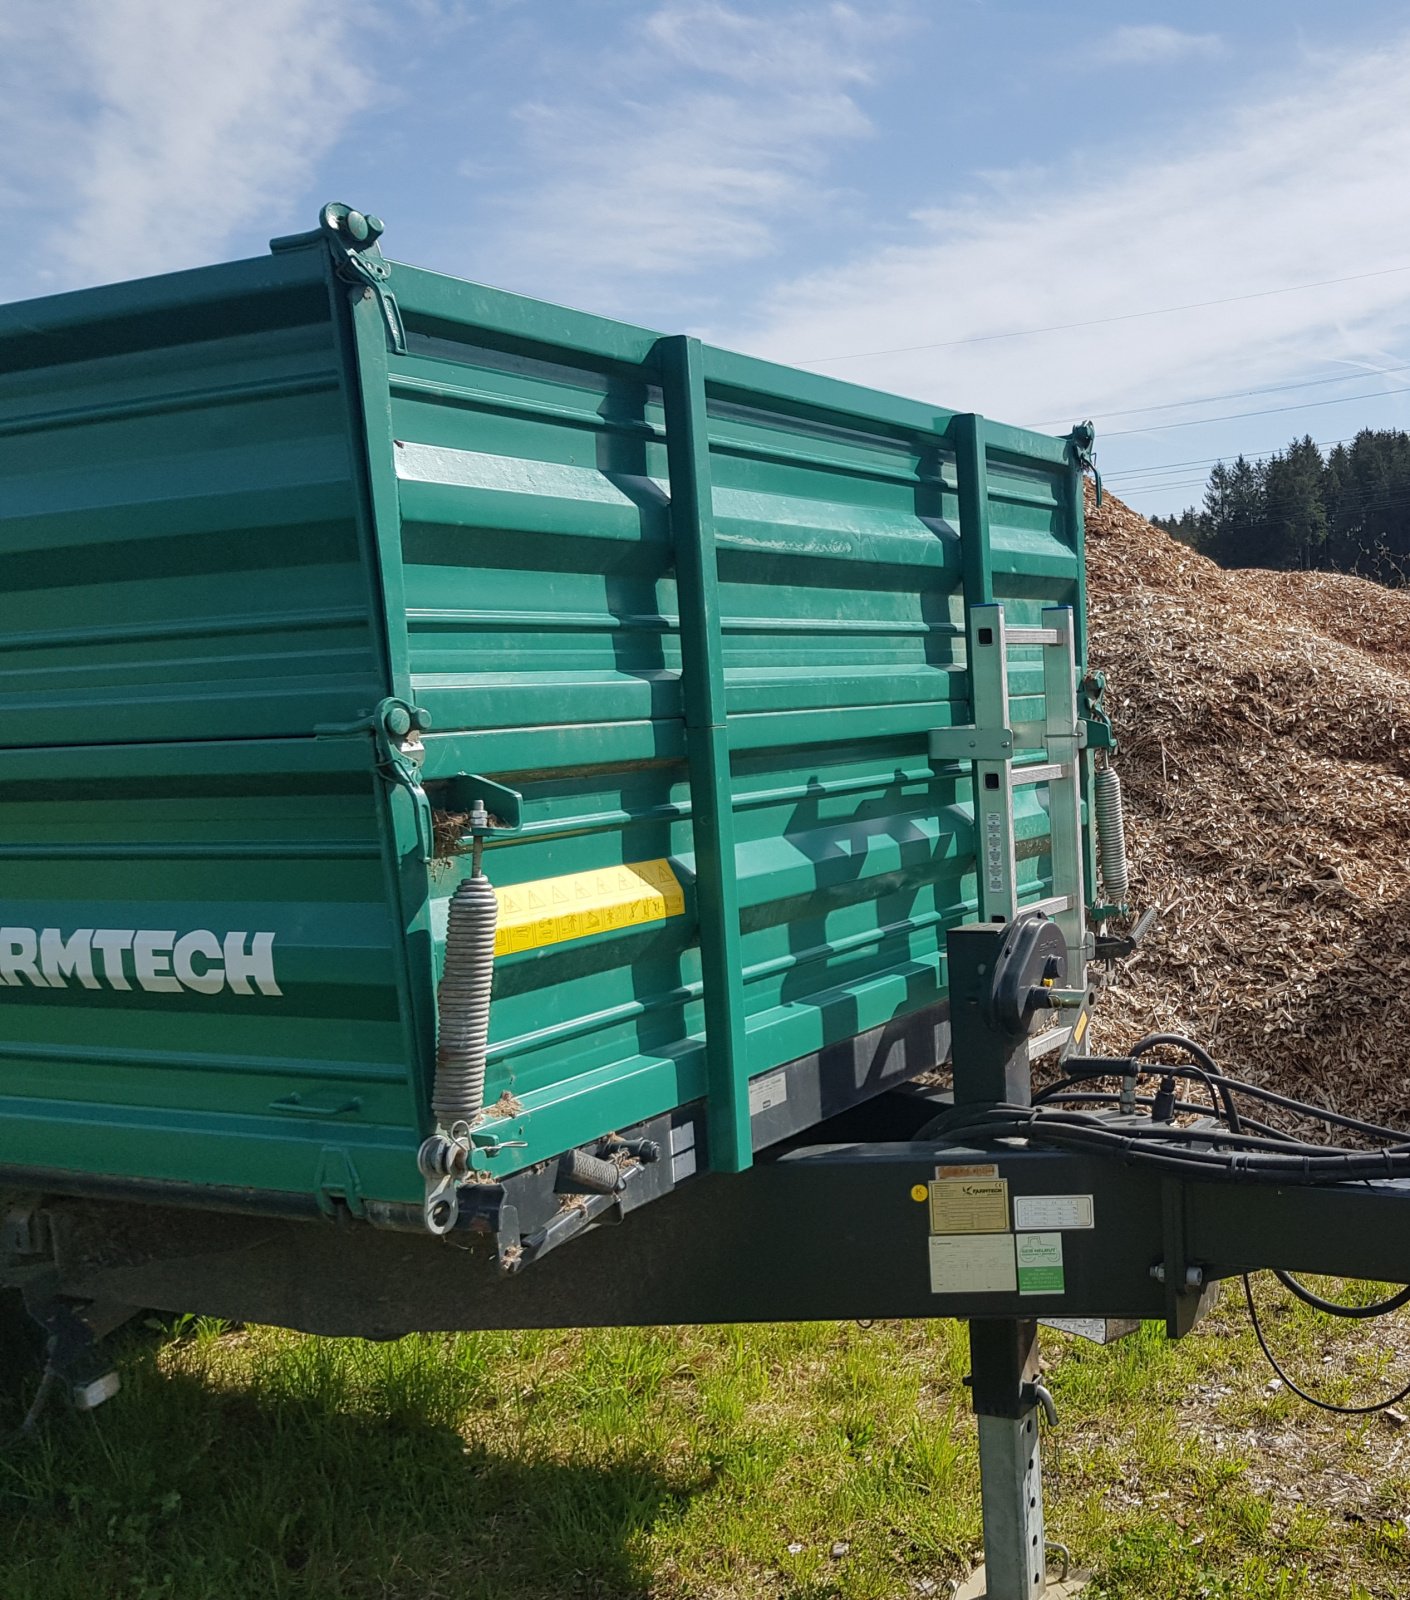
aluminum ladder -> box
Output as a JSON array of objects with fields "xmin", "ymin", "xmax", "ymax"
[{"xmin": 931, "ymin": 601, "xmax": 1091, "ymax": 1058}]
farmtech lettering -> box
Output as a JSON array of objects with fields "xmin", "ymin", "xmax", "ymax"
[{"xmin": 0, "ymin": 928, "xmax": 281, "ymax": 996}]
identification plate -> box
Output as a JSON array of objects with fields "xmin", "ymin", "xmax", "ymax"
[
  {"xmin": 929, "ymin": 1176, "xmax": 1009, "ymax": 1234},
  {"xmin": 929, "ymin": 1234, "xmax": 1018, "ymax": 1294},
  {"xmin": 1013, "ymin": 1194, "xmax": 1094, "ymax": 1231},
  {"xmin": 748, "ymin": 1070, "xmax": 788, "ymax": 1117}
]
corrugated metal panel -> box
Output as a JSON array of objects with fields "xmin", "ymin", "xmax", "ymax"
[
  {"xmin": 0, "ymin": 740, "xmax": 421, "ymax": 1203},
  {"xmin": 0, "ymin": 253, "xmax": 389, "ymax": 746},
  {"xmin": 0, "ymin": 232, "xmax": 1087, "ymax": 1209},
  {"xmin": 383, "ymin": 268, "xmax": 1084, "ymax": 1180}
]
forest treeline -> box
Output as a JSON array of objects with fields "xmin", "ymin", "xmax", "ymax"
[{"xmin": 1150, "ymin": 428, "xmax": 1410, "ymax": 581}]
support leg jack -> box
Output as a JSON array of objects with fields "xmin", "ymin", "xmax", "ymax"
[
  {"xmin": 19, "ymin": 1282, "xmax": 135, "ymax": 1421},
  {"xmin": 958, "ymin": 1318, "xmax": 1088, "ymax": 1599}
]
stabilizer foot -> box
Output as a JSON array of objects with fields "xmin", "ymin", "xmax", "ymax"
[{"xmin": 954, "ymin": 1564, "xmax": 1089, "ymax": 1599}]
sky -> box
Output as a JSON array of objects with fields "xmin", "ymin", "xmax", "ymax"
[{"xmin": 4, "ymin": 0, "xmax": 1410, "ymax": 516}]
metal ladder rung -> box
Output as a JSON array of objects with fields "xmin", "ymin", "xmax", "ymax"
[
  {"xmin": 1028, "ymin": 894, "xmax": 1070, "ymax": 917},
  {"xmin": 1011, "ymin": 761, "xmax": 1070, "ymax": 787},
  {"xmin": 1028, "ymin": 1025, "xmax": 1071, "ymax": 1060},
  {"xmin": 961, "ymin": 602, "xmax": 1088, "ymax": 1000}
]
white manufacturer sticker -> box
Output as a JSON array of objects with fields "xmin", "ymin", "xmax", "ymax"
[
  {"xmin": 0, "ymin": 926, "xmax": 281, "ymax": 997},
  {"xmin": 928, "ymin": 1233, "xmax": 1018, "ymax": 1294},
  {"xmin": 748, "ymin": 1070, "xmax": 788, "ymax": 1117},
  {"xmin": 1013, "ymin": 1194, "xmax": 1094, "ymax": 1232}
]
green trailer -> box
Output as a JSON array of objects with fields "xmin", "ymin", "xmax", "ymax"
[{"xmin": 1, "ymin": 203, "xmax": 1103, "ymax": 1262}]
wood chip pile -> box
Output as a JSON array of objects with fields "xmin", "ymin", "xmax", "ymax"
[{"xmin": 1084, "ymin": 486, "xmax": 1410, "ymax": 1122}]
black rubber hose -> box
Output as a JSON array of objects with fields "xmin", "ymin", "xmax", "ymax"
[
  {"xmin": 1036, "ymin": 1090, "xmax": 1314, "ymax": 1144},
  {"xmin": 1127, "ymin": 1034, "xmax": 1242, "ymax": 1131},
  {"xmin": 929, "ymin": 1106, "xmax": 1410, "ymax": 1182},
  {"xmin": 1271, "ymin": 1271, "xmax": 1410, "ymax": 1318},
  {"xmin": 1244, "ymin": 1275, "xmax": 1410, "ymax": 1414},
  {"xmin": 1052, "ymin": 1058, "xmax": 1410, "ymax": 1145},
  {"xmin": 1070, "ymin": 1053, "xmax": 1410, "ymax": 1144}
]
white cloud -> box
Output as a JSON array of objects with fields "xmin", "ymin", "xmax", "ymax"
[
  {"xmin": 478, "ymin": 2, "xmax": 909, "ymax": 303},
  {"xmin": 1092, "ymin": 24, "xmax": 1223, "ymax": 66},
  {"xmin": 0, "ymin": 0, "xmax": 373, "ymax": 295},
  {"xmin": 717, "ymin": 36, "xmax": 1410, "ymax": 509},
  {"xmin": 642, "ymin": 0, "xmax": 886, "ymax": 88}
]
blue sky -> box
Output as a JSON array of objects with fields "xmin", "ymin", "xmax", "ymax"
[{"xmin": 5, "ymin": 0, "xmax": 1410, "ymax": 515}]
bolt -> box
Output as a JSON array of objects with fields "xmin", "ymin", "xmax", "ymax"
[
  {"xmin": 1185, "ymin": 1266, "xmax": 1205, "ymax": 1291},
  {"xmin": 383, "ymin": 705, "xmax": 412, "ymax": 737},
  {"xmin": 344, "ymin": 208, "xmax": 370, "ymax": 242},
  {"xmin": 1150, "ymin": 1263, "xmax": 1166, "ymax": 1284}
]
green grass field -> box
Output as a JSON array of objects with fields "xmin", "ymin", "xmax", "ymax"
[{"xmin": 4, "ymin": 1283, "xmax": 1410, "ymax": 1599}]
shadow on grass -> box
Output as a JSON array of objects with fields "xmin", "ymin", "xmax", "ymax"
[
  {"xmin": 0, "ymin": 1288, "xmax": 45, "ymax": 1399},
  {"xmin": 0, "ymin": 1333, "xmax": 698, "ymax": 1600}
]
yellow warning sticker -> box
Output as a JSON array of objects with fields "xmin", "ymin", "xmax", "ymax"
[{"xmin": 493, "ymin": 860, "xmax": 685, "ymax": 955}]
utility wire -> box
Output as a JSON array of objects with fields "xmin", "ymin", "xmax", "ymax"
[
  {"xmin": 1103, "ymin": 381, "xmax": 1410, "ymax": 438},
  {"xmin": 1024, "ymin": 363, "xmax": 1410, "ymax": 431},
  {"xmin": 802, "ymin": 262, "xmax": 1410, "ymax": 364},
  {"xmin": 1106, "ymin": 435, "xmax": 1362, "ymax": 481}
]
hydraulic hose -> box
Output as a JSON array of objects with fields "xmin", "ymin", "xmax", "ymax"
[{"xmin": 1271, "ymin": 1271, "xmax": 1410, "ymax": 1319}]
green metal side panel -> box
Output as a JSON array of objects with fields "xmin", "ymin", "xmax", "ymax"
[
  {"xmin": 0, "ymin": 227, "xmax": 1087, "ymax": 1208},
  {"xmin": 0, "ymin": 251, "xmax": 391, "ymax": 745},
  {"xmin": 380, "ymin": 261, "xmax": 1086, "ymax": 1183},
  {"xmin": 0, "ymin": 741, "xmax": 424, "ymax": 1206}
]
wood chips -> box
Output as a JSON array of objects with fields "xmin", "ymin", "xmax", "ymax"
[{"xmin": 1085, "ymin": 486, "xmax": 1410, "ymax": 1123}]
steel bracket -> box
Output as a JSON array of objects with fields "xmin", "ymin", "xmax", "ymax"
[
  {"xmin": 930, "ymin": 726, "xmax": 1016, "ymax": 763},
  {"xmin": 1065, "ymin": 419, "xmax": 1101, "ymax": 506},
  {"xmin": 324, "ymin": 203, "xmax": 405, "ymax": 352},
  {"xmin": 437, "ymin": 774, "xmax": 524, "ymax": 835},
  {"xmin": 314, "ymin": 1147, "xmax": 366, "ymax": 1219},
  {"xmin": 270, "ymin": 203, "xmax": 408, "ymax": 351},
  {"xmin": 1078, "ymin": 670, "xmax": 1115, "ymax": 753},
  {"xmin": 317, "ymin": 696, "xmax": 435, "ymax": 854}
]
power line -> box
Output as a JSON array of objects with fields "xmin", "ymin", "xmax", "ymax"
[
  {"xmin": 1103, "ymin": 381, "xmax": 1410, "ymax": 438},
  {"xmin": 1023, "ymin": 362, "xmax": 1410, "ymax": 430},
  {"xmin": 1118, "ymin": 478, "xmax": 1222, "ymax": 499},
  {"xmin": 1123, "ymin": 477, "xmax": 1410, "ymax": 521},
  {"xmin": 1106, "ymin": 435, "xmax": 1362, "ymax": 482},
  {"xmin": 801, "ymin": 262, "xmax": 1410, "ymax": 365}
]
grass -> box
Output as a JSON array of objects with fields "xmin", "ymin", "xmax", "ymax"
[{"xmin": 4, "ymin": 1281, "xmax": 1410, "ymax": 1599}]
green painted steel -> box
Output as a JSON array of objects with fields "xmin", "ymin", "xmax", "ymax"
[
  {"xmin": 0, "ymin": 209, "xmax": 1092, "ymax": 1213},
  {"xmin": 659, "ymin": 336, "xmax": 752, "ymax": 1172}
]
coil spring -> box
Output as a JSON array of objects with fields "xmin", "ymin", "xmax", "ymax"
[
  {"xmin": 433, "ymin": 872, "xmax": 498, "ymax": 1122},
  {"xmin": 1093, "ymin": 764, "xmax": 1130, "ymax": 903}
]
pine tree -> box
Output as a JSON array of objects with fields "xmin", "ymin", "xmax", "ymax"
[
  {"xmin": 1262, "ymin": 436, "xmax": 1326, "ymax": 569},
  {"xmin": 1181, "ymin": 428, "xmax": 1410, "ymax": 583}
]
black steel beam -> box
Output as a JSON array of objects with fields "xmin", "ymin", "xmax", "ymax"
[{"xmin": 18, "ymin": 1141, "xmax": 1410, "ymax": 1341}]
